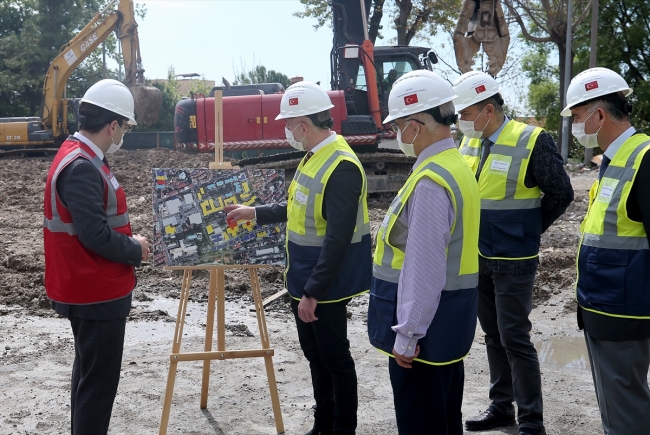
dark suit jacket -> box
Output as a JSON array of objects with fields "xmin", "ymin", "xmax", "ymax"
[
  {"xmin": 580, "ymin": 144, "xmax": 650, "ymax": 340},
  {"xmin": 51, "ymin": 156, "xmax": 141, "ymax": 320},
  {"xmin": 256, "ymin": 161, "xmax": 363, "ymax": 300}
]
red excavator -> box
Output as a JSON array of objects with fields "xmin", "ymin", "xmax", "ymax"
[{"xmin": 174, "ymin": 0, "xmax": 438, "ymax": 195}]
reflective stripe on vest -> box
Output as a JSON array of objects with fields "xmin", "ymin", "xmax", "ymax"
[
  {"xmin": 285, "ymin": 136, "xmax": 371, "ymax": 302},
  {"xmin": 459, "ymin": 120, "xmax": 543, "ymax": 259},
  {"xmin": 373, "ymin": 149, "xmax": 479, "ymax": 290},
  {"xmin": 44, "ymin": 147, "xmax": 130, "ymax": 234},
  {"xmin": 576, "ymin": 135, "xmax": 650, "ymax": 318},
  {"xmin": 43, "ymin": 138, "xmax": 134, "ymax": 305},
  {"xmin": 369, "ymin": 147, "xmax": 480, "ymax": 365}
]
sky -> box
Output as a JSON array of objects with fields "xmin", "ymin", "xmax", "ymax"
[
  {"xmin": 133, "ymin": 0, "xmax": 533, "ymax": 113},
  {"xmin": 136, "ymin": 0, "xmax": 338, "ymax": 88}
]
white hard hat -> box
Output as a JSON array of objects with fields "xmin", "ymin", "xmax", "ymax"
[
  {"xmin": 383, "ymin": 71, "xmax": 457, "ymax": 124},
  {"xmin": 80, "ymin": 79, "xmax": 137, "ymax": 125},
  {"xmin": 452, "ymin": 71, "xmax": 500, "ymax": 112},
  {"xmin": 560, "ymin": 67, "xmax": 633, "ymax": 116},
  {"xmin": 393, "ymin": 69, "xmax": 446, "ymax": 85},
  {"xmin": 275, "ymin": 81, "xmax": 334, "ymax": 120}
]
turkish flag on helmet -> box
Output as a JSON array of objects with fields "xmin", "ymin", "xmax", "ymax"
[
  {"xmin": 475, "ymin": 84, "xmax": 487, "ymax": 94},
  {"xmin": 585, "ymin": 81, "xmax": 599, "ymax": 91},
  {"xmin": 404, "ymin": 94, "xmax": 419, "ymax": 105},
  {"xmin": 289, "ymin": 97, "xmax": 299, "ymax": 106}
]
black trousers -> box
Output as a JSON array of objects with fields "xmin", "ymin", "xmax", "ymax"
[
  {"xmin": 291, "ymin": 299, "xmax": 357, "ymax": 434},
  {"xmin": 389, "ymin": 358, "xmax": 464, "ymax": 435},
  {"xmin": 477, "ymin": 265, "xmax": 544, "ymax": 431},
  {"xmin": 69, "ymin": 317, "xmax": 127, "ymax": 435}
]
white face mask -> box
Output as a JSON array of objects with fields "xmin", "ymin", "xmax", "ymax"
[
  {"xmin": 397, "ymin": 122, "xmax": 418, "ymax": 157},
  {"xmin": 458, "ymin": 106, "xmax": 488, "ymax": 139},
  {"xmin": 572, "ymin": 110, "xmax": 602, "ymax": 148},
  {"xmin": 285, "ymin": 124, "xmax": 305, "ymax": 151},
  {"xmin": 106, "ymin": 124, "xmax": 125, "ymax": 154}
]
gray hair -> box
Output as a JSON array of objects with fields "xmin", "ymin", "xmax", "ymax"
[
  {"xmin": 588, "ymin": 99, "xmax": 629, "ymax": 123},
  {"xmin": 411, "ymin": 101, "xmax": 456, "ymax": 131}
]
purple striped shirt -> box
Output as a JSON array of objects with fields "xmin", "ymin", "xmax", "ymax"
[{"xmin": 388, "ymin": 138, "xmax": 457, "ymax": 357}]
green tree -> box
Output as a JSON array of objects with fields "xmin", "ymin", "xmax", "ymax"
[
  {"xmin": 0, "ymin": 0, "xmax": 146, "ymax": 118},
  {"xmin": 294, "ymin": 0, "xmax": 460, "ymax": 45},
  {"xmin": 574, "ymin": 0, "xmax": 650, "ymax": 131},
  {"xmin": 137, "ymin": 66, "xmax": 179, "ymax": 132},
  {"xmin": 502, "ymin": 0, "xmax": 594, "ymax": 150},
  {"xmin": 521, "ymin": 43, "xmax": 561, "ymax": 136},
  {"xmin": 232, "ymin": 64, "xmax": 291, "ymax": 88}
]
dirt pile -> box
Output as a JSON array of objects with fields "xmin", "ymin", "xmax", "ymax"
[{"xmin": 0, "ymin": 149, "xmax": 594, "ymax": 317}]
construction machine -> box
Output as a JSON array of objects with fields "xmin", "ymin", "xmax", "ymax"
[
  {"xmin": 454, "ymin": 0, "xmax": 510, "ymax": 77},
  {"xmin": 0, "ymin": 0, "xmax": 161, "ymax": 153},
  {"xmin": 174, "ymin": 0, "xmax": 438, "ymax": 195}
]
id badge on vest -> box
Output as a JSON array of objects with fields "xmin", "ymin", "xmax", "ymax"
[
  {"xmin": 107, "ymin": 171, "xmax": 120, "ymax": 190},
  {"xmin": 488, "ymin": 155, "xmax": 512, "ymax": 176},
  {"xmin": 294, "ymin": 185, "xmax": 309, "ymax": 210},
  {"xmin": 596, "ymin": 178, "xmax": 619, "ymax": 204}
]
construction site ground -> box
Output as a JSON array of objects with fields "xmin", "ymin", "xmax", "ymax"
[{"xmin": 1, "ymin": 149, "xmax": 600, "ymax": 434}]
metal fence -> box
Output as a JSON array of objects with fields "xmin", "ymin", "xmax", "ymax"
[{"xmin": 122, "ymin": 132, "xmax": 175, "ymax": 150}]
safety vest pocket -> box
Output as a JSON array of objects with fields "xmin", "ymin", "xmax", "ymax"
[
  {"xmin": 583, "ymin": 249, "xmax": 628, "ymax": 307},
  {"xmin": 368, "ymin": 278, "xmax": 398, "ymax": 347},
  {"xmin": 486, "ymin": 219, "xmax": 525, "ymax": 256}
]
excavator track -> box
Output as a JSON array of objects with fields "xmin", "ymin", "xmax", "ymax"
[
  {"xmin": 237, "ymin": 148, "xmax": 416, "ymax": 197},
  {"xmin": 0, "ymin": 148, "xmax": 60, "ymax": 158}
]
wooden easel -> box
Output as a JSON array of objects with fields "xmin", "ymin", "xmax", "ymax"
[
  {"xmin": 158, "ymin": 91, "xmax": 284, "ymax": 434},
  {"xmin": 158, "ymin": 265, "xmax": 285, "ymax": 434},
  {"xmin": 209, "ymin": 90, "xmax": 236, "ymax": 170}
]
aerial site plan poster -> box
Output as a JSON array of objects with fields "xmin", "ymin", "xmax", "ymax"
[{"xmin": 152, "ymin": 168, "xmax": 286, "ymax": 267}]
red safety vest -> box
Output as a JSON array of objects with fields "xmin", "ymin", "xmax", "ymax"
[{"xmin": 43, "ymin": 137, "xmax": 135, "ymax": 304}]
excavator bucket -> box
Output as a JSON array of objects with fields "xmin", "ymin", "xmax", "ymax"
[{"xmin": 129, "ymin": 83, "xmax": 162, "ymax": 126}]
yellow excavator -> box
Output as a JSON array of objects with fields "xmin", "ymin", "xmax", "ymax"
[{"xmin": 0, "ymin": 0, "xmax": 161, "ymax": 152}]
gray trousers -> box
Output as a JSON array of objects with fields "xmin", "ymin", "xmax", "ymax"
[
  {"xmin": 584, "ymin": 332, "xmax": 650, "ymax": 435},
  {"xmin": 477, "ymin": 267, "xmax": 544, "ymax": 431}
]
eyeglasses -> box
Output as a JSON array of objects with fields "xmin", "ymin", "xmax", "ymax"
[
  {"xmin": 390, "ymin": 118, "xmax": 425, "ymax": 133},
  {"xmin": 121, "ymin": 124, "xmax": 132, "ymax": 134}
]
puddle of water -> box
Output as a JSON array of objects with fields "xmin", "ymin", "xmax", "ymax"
[{"xmin": 535, "ymin": 336, "xmax": 590, "ymax": 371}]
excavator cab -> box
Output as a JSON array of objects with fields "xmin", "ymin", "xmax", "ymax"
[{"xmin": 337, "ymin": 45, "xmax": 435, "ymax": 135}]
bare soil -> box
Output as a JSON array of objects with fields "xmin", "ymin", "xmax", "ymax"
[{"xmin": 0, "ymin": 150, "xmax": 602, "ymax": 434}]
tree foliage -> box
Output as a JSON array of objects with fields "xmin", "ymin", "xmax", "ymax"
[
  {"xmin": 574, "ymin": 0, "xmax": 650, "ymax": 131},
  {"xmin": 0, "ymin": 0, "xmax": 146, "ymax": 119},
  {"xmin": 294, "ymin": 0, "xmax": 460, "ymax": 45},
  {"xmin": 138, "ymin": 66, "xmax": 179, "ymax": 132},
  {"xmin": 232, "ymin": 64, "xmax": 291, "ymax": 89},
  {"xmin": 521, "ymin": 43, "xmax": 560, "ymax": 136}
]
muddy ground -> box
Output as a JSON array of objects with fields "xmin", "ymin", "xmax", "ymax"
[{"xmin": 0, "ymin": 149, "xmax": 602, "ymax": 434}]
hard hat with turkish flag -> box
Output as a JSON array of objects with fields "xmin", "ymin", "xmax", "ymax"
[
  {"xmin": 560, "ymin": 67, "xmax": 633, "ymax": 116},
  {"xmin": 383, "ymin": 71, "xmax": 457, "ymax": 124},
  {"xmin": 275, "ymin": 81, "xmax": 334, "ymax": 120},
  {"xmin": 451, "ymin": 71, "xmax": 501, "ymax": 112}
]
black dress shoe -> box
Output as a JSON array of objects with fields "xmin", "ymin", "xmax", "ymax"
[
  {"xmin": 304, "ymin": 429, "xmax": 333, "ymax": 435},
  {"xmin": 465, "ymin": 409, "xmax": 516, "ymax": 431},
  {"xmin": 519, "ymin": 429, "xmax": 546, "ymax": 435}
]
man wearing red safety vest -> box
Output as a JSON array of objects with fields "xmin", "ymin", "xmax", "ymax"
[{"xmin": 43, "ymin": 79, "xmax": 149, "ymax": 435}]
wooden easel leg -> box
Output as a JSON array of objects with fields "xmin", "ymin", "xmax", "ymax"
[
  {"xmin": 159, "ymin": 269, "xmax": 193, "ymax": 435},
  {"xmin": 200, "ymin": 269, "xmax": 218, "ymax": 409},
  {"xmin": 250, "ymin": 268, "xmax": 285, "ymax": 434}
]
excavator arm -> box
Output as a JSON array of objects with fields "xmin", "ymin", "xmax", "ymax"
[{"xmin": 40, "ymin": 0, "xmax": 161, "ymax": 138}]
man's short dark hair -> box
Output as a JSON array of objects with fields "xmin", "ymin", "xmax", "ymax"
[
  {"xmin": 306, "ymin": 109, "xmax": 333, "ymax": 130},
  {"xmin": 78, "ymin": 102, "xmax": 128, "ymax": 134},
  {"xmin": 576, "ymin": 92, "xmax": 632, "ymax": 122},
  {"xmin": 476, "ymin": 93, "xmax": 505, "ymax": 116}
]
